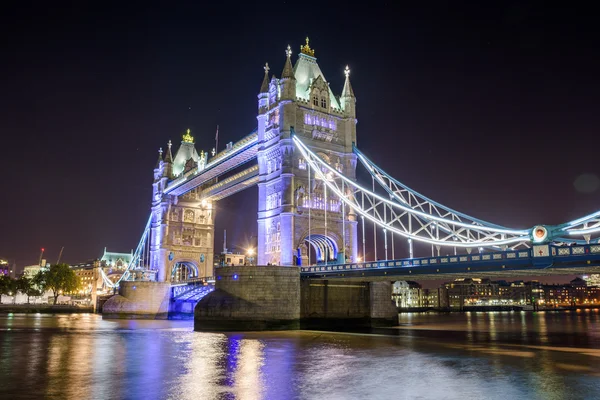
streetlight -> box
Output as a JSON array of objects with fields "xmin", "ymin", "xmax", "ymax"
[{"xmin": 246, "ymin": 248, "xmax": 255, "ymax": 266}]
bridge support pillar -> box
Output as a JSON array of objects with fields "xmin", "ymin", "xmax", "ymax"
[
  {"xmin": 300, "ymin": 280, "xmax": 398, "ymax": 329},
  {"xmin": 102, "ymin": 281, "xmax": 171, "ymax": 319},
  {"xmin": 194, "ymin": 266, "xmax": 301, "ymax": 331}
]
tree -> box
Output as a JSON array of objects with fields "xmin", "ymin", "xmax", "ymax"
[
  {"xmin": 16, "ymin": 275, "xmax": 42, "ymax": 304},
  {"xmin": 40, "ymin": 264, "xmax": 80, "ymax": 305},
  {"xmin": 0, "ymin": 275, "xmax": 13, "ymax": 304}
]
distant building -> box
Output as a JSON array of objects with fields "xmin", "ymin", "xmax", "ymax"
[
  {"xmin": 23, "ymin": 264, "xmax": 43, "ymax": 278},
  {"xmin": 0, "ymin": 258, "xmax": 9, "ymax": 276},
  {"xmin": 583, "ymin": 274, "xmax": 600, "ymax": 286},
  {"xmin": 444, "ymin": 278, "xmax": 497, "ymax": 308},
  {"xmin": 217, "ymin": 252, "xmax": 247, "ymax": 267},
  {"xmin": 392, "ymin": 281, "xmax": 422, "ymax": 308},
  {"xmin": 100, "ymin": 248, "xmax": 133, "ymax": 271}
]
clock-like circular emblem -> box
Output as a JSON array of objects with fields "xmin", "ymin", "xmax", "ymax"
[
  {"xmin": 200, "ymin": 254, "xmax": 205, "ymax": 263},
  {"xmin": 532, "ymin": 225, "xmax": 548, "ymax": 243},
  {"xmin": 168, "ymin": 252, "xmax": 174, "ymax": 261}
]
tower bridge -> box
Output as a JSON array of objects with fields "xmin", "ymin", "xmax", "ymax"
[{"xmin": 101, "ymin": 39, "xmax": 600, "ymax": 327}]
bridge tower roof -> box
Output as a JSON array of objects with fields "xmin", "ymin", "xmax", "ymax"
[
  {"xmin": 293, "ymin": 37, "xmax": 342, "ymax": 110},
  {"xmin": 172, "ymin": 129, "xmax": 200, "ymax": 177}
]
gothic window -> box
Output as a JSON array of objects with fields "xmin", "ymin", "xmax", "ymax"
[
  {"xmin": 321, "ymin": 97, "xmax": 327, "ymax": 108},
  {"xmin": 267, "ymin": 160, "xmax": 272, "ymax": 174},
  {"xmin": 277, "ymin": 222, "xmax": 281, "ymax": 232},
  {"xmin": 277, "ymin": 193, "xmax": 282, "ymax": 207},
  {"xmin": 298, "ymin": 158, "xmax": 306, "ymax": 170},
  {"xmin": 313, "ymin": 96, "xmax": 319, "ymax": 106},
  {"xmin": 267, "ymin": 195, "xmax": 272, "ymax": 210},
  {"xmin": 305, "ymin": 113, "xmax": 312, "ymax": 125},
  {"xmin": 184, "ymin": 209, "xmax": 194, "ymax": 223}
]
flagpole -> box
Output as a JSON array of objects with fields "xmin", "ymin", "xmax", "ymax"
[{"xmin": 215, "ymin": 124, "xmax": 219, "ymax": 156}]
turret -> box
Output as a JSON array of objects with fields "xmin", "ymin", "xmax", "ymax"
[
  {"xmin": 153, "ymin": 147, "xmax": 164, "ymax": 182},
  {"xmin": 163, "ymin": 140, "xmax": 174, "ymax": 178},
  {"xmin": 279, "ymin": 45, "xmax": 296, "ymax": 101},
  {"xmin": 341, "ymin": 65, "xmax": 356, "ymax": 118},
  {"xmin": 258, "ymin": 62, "xmax": 270, "ymax": 114}
]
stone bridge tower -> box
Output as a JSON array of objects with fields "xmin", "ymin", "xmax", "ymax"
[
  {"xmin": 256, "ymin": 38, "xmax": 358, "ymax": 266},
  {"xmin": 150, "ymin": 130, "xmax": 215, "ymax": 282}
]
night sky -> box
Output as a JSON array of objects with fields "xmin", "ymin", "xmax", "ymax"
[{"xmin": 2, "ymin": 2, "xmax": 599, "ymax": 279}]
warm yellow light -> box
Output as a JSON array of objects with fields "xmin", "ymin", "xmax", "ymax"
[
  {"xmin": 356, "ymin": 256, "xmax": 362, "ymax": 262},
  {"xmin": 247, "ymin": 248, "xmax": 255, "ymax": 256}
]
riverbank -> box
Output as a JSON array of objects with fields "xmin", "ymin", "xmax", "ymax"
[
  {"xmin": 0, "ymin": 304, "xmax": 94, "ymax": 313},
  {"xmin": 398, "ymin": 305, "xmax": 600, "ymax": 313}
]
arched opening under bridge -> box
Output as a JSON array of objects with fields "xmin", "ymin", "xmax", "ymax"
[
  {"xmin": 171, "ymin": 262, "xmax": 199, "ymax": 282},
  {"xmin": 299, "ymin": 234, "xmax": 339, "ymax": 266}
]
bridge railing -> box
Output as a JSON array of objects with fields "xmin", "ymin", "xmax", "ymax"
[{"xmin": 300, "ymin": 244, "xmax": 600, "ymax": 274}]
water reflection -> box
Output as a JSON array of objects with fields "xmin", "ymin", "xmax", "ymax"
[{"xmin": 0, "ymin": 312, "xmax": 599, "ymax": 399}]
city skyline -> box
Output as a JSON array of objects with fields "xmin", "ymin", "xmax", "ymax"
[{"xmin": 2, "ymin": 2, "xmax": 599, "ymax": 269}]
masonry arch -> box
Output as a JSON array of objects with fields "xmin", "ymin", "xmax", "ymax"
[
  {"xmin": 295, "ymin": 230, "xmax": 341, "ymax": 266},
  {"xmin": 170, "ymin": 260, "xmax": 200, "ymax": 282}
]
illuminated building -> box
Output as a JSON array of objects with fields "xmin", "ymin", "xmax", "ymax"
[
  {"xmin": 0, "ymin": 258, "xmax": 8, "ymax": 276},
  {"xmin": 392, "ymin": 281, "xmax": 422, "ymax": 308},
  {"xmin": 444, "ymin": 278, "xmax": 498, "ymax": 308}
]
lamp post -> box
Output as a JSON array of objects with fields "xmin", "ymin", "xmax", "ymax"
[{"xmin": 247, "ymin": 248, "xmax": 255, "ymax": 266}]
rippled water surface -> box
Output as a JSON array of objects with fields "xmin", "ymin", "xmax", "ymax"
[{"xmin": 1, "ymin": 311, "xmax": 599, "ymax": 399}]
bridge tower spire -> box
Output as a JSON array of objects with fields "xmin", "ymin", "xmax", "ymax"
[
  {"xmin": 163, "ymin": 140, "xmax": 174, "ymax": 178},
  {"xmin": 279, "ymin": 45, "xmax": 296, "ymax": 101},
  {"xmin": 341, "ymin": 65, "xmax": 356, "ymax": 119}
]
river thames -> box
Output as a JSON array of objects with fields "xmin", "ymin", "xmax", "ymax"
[{"xmin": 1, "ymin": 311, "xmax": 599, "ymax": 399}]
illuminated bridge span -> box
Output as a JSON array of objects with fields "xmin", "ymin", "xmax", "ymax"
[{"xmin": 101, "ymin": 39, "xmax": 600, "ymax": 291}]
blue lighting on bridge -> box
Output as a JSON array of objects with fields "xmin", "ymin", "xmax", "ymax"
[{"xmin": 233, "ymin": 274, "xmax": 238, "ymax": 280}]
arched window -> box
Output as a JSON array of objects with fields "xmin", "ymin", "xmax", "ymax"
[
  {"xmin": 321, "ymin": 97, "xmax": 327, "ymax": 108},
  {"xmin": 313, "ymin": 96, "xmax": 319, "ymax": 106},
  {"xmin": 267, "ymin": 160, "xmax": 272, "ymax": 174}
]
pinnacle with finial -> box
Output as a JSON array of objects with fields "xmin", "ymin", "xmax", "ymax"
[
  {"xmin": 156, "ymin": 147, "xmax": 164, "ymax": 167},
  {"xmin": 260, "ymin": 62, "xmax": 270, "ymax": 93},
  {"xmin": 342, "ymin": 65, "xmax": 355, "ymax": 98},
  {"xmin": 281, "ymin": 45, "xmax": 294, "ymax": 78},
  {"xmin": 164, "ymin": 140, "xmax": 173, "ymax": 163}
]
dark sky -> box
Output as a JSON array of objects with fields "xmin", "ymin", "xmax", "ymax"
[{"xmin": 2, "ymin": 1, "xmax": 599, "ymax": 278}]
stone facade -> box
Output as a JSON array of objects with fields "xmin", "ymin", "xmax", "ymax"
[
  {"xmin": 150, "ymin": 137, "xmax": 215, "ymax": 282},
  {"xmin": 256, "ymin": 40, "xmax": 359, "ymax": 266},
  {"xmin": 102, "ymin": 281, "xmax": 171, "ymax": 319}
]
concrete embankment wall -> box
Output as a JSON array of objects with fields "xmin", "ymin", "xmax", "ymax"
[
  {"xmin": 0, "ymin": 304, "xmax": 94, "ymax": 314},
  {"xmin": 102, "ymin": 281, "xmax": 171, "ymax": 319}
]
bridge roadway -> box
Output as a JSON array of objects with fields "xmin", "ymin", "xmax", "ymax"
[{"xmin": 300, "ymin": 243, "xmax": 600, "ymax": 281}]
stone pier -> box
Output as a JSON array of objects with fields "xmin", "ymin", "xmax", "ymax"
[
  {"xmin": 195, "ymin": 266, "xmax": 301, "ymax": 331},
  {"xmin": 102, "ymin": 281, "xmax": 171, "ymax": 319},
  {"xmin": 300, "ymin": 280, "xmax": 398, "ymax": 329},
  {"xmin": 194, "ymin": 266, "xmax": 398, "ymax": 331}
]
